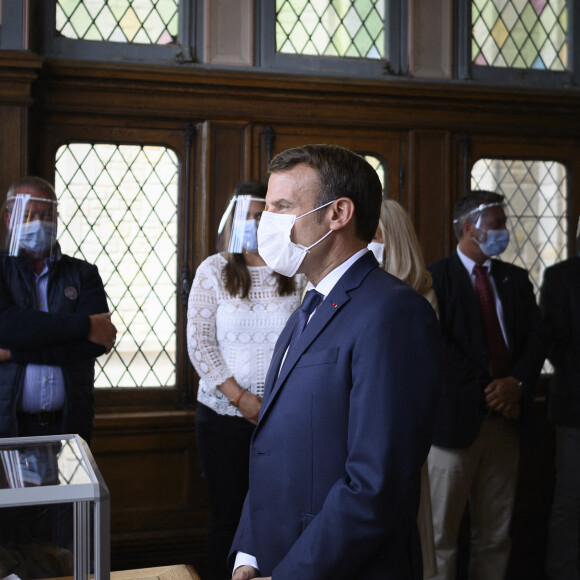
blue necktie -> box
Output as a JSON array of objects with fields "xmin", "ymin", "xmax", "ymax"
[
  {"xmin": 278, "ymin": 289, "xmax": 322, "ymax": 376},
  {"xmin": 289, "ymin": 289, "xmax": 322, "ymax": 351}
]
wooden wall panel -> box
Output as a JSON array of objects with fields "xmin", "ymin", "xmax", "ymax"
[
  {"xmin": 204, "ymin": 0, "xmax": 254, "ymax": 66},
  {"xmin": 0, "ymin": 51, "xmax": 41, "ymax": 200},
  {"xmin": 197, "ymin": 121, "xmax": 251, "ymax": 262},
  {"xmin": 91, "ymin": 411, "xmax": 206, "ymax": 567},
  {"xmin": 0, "ymin": 106, "xmax": 25, "ymax": 201},
  {"xmin": 408, "ymin": 131, "xmax": 453, "ymax": 264},
  {"xmin": 409, "ymin": 0, "xmax": 452, "ymax": 79}
]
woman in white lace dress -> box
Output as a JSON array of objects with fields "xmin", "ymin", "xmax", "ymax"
[{"xmin": 187, "ymin": 181, "xmax": 305, "ymax": 580}]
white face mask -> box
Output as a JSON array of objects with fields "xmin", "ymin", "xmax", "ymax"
[
  {"xmin": 368, "ymin": 241, "xmax": 384, "ymax": 264},
  {"xmin": 257, "ymin": 200, "xmax": 335, "ymax": 277}
]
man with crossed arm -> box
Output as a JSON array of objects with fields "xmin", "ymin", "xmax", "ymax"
[{"xmin": 0, "ymin": 176, "xmax": 116, "ymax": 444}]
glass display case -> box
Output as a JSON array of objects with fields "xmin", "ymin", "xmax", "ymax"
[{"xmin": 0, "ymin": 434, "xmax": 109, "ymax": 580}]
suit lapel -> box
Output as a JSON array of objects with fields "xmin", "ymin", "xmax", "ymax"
[
  {"xmin": 490, "ymin": 260, "xmax": 514, "ymax": 350},
  {"xmin": 449, "ymin": 252, "xmax": 489, "ymax": 364},
  {"xmin": 262, "ymin": 311, "xmax": 298, "ymax": 401},
  {"xmin": 450, "ymin": 251, "xmax": 480, "ymax": 320},
  {"xmin": 258, "ymin": 252, "xmax": 376, "ymax": 426},
  {"xmin": 259, "ymin": 283, "xmax": 349, "ymax": 423}
]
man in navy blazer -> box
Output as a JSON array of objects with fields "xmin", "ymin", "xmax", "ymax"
[
  {"xmin": 229, "ymin": 144, "xmax": 442, "ymax": 580},
  {"xmin": 540, "ymin": 227, "xmax": 580, "ymax": 580},
  {"xmin": 426, "ymin": 191, "xmax": 545, "ymax": 580}
]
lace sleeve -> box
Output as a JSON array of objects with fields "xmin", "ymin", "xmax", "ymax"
[{"xmin": 187, "ymin": 258, "xmax": 233, "ymax": 390}]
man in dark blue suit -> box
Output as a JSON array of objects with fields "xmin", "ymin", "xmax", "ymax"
[
  {"xmin": 540, "ymin": 224, "xmax": 580, "ymax": 580},
  {"xmin": 229, "ymin": 144, "xmax": 442, "ymax": 580},
  {"xmin": 426, "ymin": 191, "xmax": 545, "ymax": 580}
]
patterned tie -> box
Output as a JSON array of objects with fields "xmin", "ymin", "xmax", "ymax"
[
  {"xmin": 472, "ymin": 265, "xmax": 510, "ymax": 378},
  {"xmin": 288, "ymin": 289, "xmax": 322, "ymax": 352}
]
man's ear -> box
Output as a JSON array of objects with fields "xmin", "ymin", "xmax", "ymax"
[
  {"xmin": 328, "ymin": 197, "xmax": 355, "ymax": 231},
  {"xmin": 3, "ymin": 211, "xmax": 10, "ymax": 231},
  {"xmin": 462, "ymin": 219, "xmax": 474, "ymax": 239}
]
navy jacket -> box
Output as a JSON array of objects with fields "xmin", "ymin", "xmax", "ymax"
[
  {"xmin": 0, "ymin": 248, "xmax": 108, "ymax": 442},
  {"xmin": 427, "ymin": 251, "xmax": 545, "ymax": 449},
  {"xmin": 540, "ymin": 255, "xmax": 580, "ymax": 427},
  {"xmin": 231, "ymin": 252, "xmax": 442, "ymax": 580}
]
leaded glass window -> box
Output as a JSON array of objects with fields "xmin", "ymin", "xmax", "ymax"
[
  {"xmin": 56, "ymin": 0, "xmax": 179, "ymax": 44},
  {"xmin": 55, "ymin": 144, "xmax": 179, "ymax": 388},
  {"xmin": 364, "ymin": 154, "xmax": 388, "ymax": 196},
  {"xmin": 276, "ymin": 0, "xmax": 386, "ymax": 59},
  {"xmin": 471, "ymin": 158, "xmax": 568, "ymax": 295},
  {"xmin": 471, "ymin": 0, "xmax": 568, "ymax": 70}
]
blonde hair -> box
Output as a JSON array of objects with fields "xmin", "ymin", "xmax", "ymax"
[{"xmin": 377, "ymin": 199, "xmax": 432, "ymax": 296}]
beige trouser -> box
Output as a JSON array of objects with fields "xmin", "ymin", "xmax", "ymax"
[{"xmin": 427, "ymin": 415, "xmax": 519, "ymax": 580}]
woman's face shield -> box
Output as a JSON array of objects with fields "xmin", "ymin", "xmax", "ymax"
[
  {"xmin": 3, "ymin": 193, "xmax": 58, "ymax": 259},
  {"xmin": 218, "ymin": 195, "xmax": 266, "ymax": 254}
]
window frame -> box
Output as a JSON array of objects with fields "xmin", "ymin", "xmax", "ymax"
[
  {"xmin": 258, "ymin": 0, "xmax": 408, "ymax": 78},
  {"xmin": 38, "ymin": 0, "xmax": 202, "ymax": 65},
  {"xmin": 54, "ymin": 141, "xmax": 181, "ymax": 392},
  {"xmin": 0, "ymin": 0, "xmax": 27, "ymax": 49},
  {"xmin": 39, "ymin": 128, "xmax": 194, "ymax": 411},
  {"xmin": 455, "ymin": 0, "xmax": 580, "ymax": 87}
]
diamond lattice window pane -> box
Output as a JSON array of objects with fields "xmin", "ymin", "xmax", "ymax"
[
  {"xmin": 56, "ymin": 0, "xmax": 178, "ymax": 45},
  {"xmin": 471, "ymin": 0, "xmax": 568, "ymax": 70},
  {"xmin": 55, "ymin": 144, "xmax": 179, "ymax": 388},
  {"xmin": 276, "ymin": 0, "xmax": 386, "ymax": 59}
]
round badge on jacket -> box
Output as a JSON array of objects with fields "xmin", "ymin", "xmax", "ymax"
[{"xmin": 64, "ymin": 287, "xmax": 78, "ymax": 300}]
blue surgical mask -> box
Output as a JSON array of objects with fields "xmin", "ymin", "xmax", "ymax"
[
  {"xmin": 242, "ymin": 219, "xmax": 259, "ymax": 253},
  {"xmin": 17, "ymin": 220, "xmax": 57, "ymax": 255},
  {"xmin": 475, "ymin": 229, "xmax": 509, "ymax": 257}
]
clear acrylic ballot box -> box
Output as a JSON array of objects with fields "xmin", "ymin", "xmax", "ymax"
[{"xmin": 0, "ymin": 434, "xmax": 110, "ymax": 580}]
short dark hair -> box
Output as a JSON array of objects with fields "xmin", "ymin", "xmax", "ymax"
[
  {"xmin": 233, "ymin": 180, "xmax": 267, "ymax": 199},
  {"xmin": 453, "ymin": 190, "xmax": 505, "ymax": 239},
  {"xmin": 268, "ymin": 144, "xmax": 382, "ymax": 243}
]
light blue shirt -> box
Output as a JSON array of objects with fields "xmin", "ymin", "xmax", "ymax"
[{"xmin": 20, "ymin": 259, "xmax": 66, "ymax": 413}]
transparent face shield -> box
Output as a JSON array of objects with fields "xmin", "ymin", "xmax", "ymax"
[
  {"xmin": 455, "ymin": 201, "xmax": 507, "ymax": 228},
  {"xmin": 3, "ymin": 193, "xmax": 58, "ymax": 259},
  {"xmin": 217, "ymin": 195, "xmax": 266, "ymax": 254},
  {"xmin": 455, "ymin": 201, "xmax": 521, "ymax": 258}
]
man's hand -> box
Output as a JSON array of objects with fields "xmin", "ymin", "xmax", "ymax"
[
  {"xmin": 88, "ymin": 313, "xmax": 117, "ymax": 353},
  {"xmin": 232, "ymin": 565, "xmax": 262, "ymax": 580},
  {"xmin": 484, "ymin": 377, "xmax": 521, "ymax": 415},
  {"xmin": 238, "ymin": 392, "xmax": 262, "ymax": 425},
  {"xmin": 0, "ymin": 348, "xmax": 11, "ymax": 362},
  {"xmin": 501, "ymin": 403, "xmax": 521, "ymax": 420}
]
